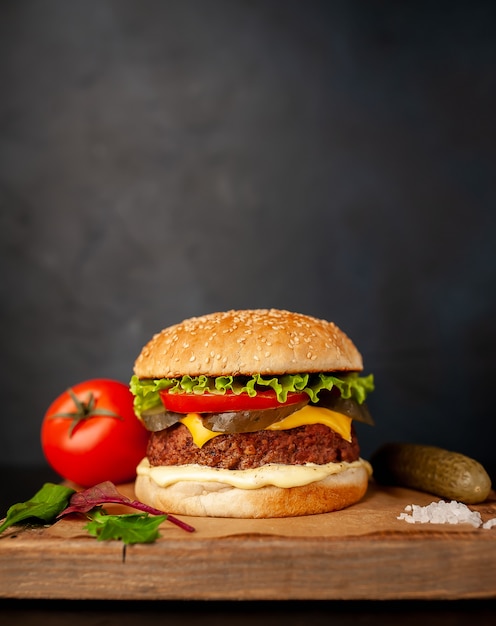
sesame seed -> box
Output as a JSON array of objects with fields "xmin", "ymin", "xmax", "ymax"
[{"xmin": 189, "ymin": 355, "xmax": 195, "ymax": 362}]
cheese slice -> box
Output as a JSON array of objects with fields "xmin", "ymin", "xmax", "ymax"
[
  {"xmin": 180, "ymin": 413, "xmax": 222, "ymax": 448},
  {"xmin": 266, "ymin": 405, "xmax": 352, "ymax": 442},
  {"xmin": 179, "ymin": 405, "xmax": 353, "ymax": 449}
]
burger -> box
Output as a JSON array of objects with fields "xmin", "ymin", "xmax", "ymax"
[{"xmin": 130, "ymin": 309, "xmax": 374, "ymax": 518}]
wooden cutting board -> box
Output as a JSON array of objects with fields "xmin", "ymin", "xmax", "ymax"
[{"xmin": 1, "ymin": 482, "xmax": 495, "ymax": 601}]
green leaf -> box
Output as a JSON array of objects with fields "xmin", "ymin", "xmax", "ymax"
[
  {"xmin": 130, "ymin": 372, "xmax": 375, "ymax": 418},
  {"xmin": 0, "ymin": 483, "xmax": 76, "ymax": 534},
  {"xmin": 84, "ymin": 510, "xmax": 166, "ymax": 544}
]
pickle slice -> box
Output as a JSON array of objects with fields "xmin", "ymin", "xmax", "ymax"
[
  {"xmin": 316, "ymin": 391, "xmax": 374, "ymax": 425},
  {"xmin": 202, "ymin": 400, "xmax": 309, "ymax": 434},
  {"xmin": 141, "ymin": 406, "xmax": 182, "ymax": 432}
]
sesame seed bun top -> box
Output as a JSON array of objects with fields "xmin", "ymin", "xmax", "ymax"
[{"xmin": 134, "ymin": 309, "xmax": 363, "ymax": 379}]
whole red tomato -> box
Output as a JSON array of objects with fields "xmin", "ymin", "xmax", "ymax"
[{"xmin": 41, "ymin": 379, "xmax": 149, "ymax": 487}]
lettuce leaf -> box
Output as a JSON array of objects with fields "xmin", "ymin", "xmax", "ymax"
[
  {"xmin": 84, "ymin": 510, "xmax": 167, "ymax": 545},
  {"xmin": 0, "ymin": 483, "xmax": 75, "ymax": 534},
  {"xmin": 130, "ymin": 372, "xmax": 374, "ymax": 418}
]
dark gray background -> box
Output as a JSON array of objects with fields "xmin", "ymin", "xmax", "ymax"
[{"xmin": 1, "ymin": 0, "xmax": 495, "ymax": 473}]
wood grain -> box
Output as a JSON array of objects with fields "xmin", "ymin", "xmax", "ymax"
[{"xmin": 1, "ymin": 483, "xmax": 495, "ymax": 600}]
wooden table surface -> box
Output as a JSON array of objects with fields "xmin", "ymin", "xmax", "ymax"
[
  {"xmin": 1, "ymin": 479, "xmax": 495, "ymax": 602},
  {"xmin": 1, "ymin": 466, "xmax": 495, "ymax": 625}
]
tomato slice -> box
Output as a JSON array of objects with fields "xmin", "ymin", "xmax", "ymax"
[{"xmin": 159, "ymin": 389, "xmax": 308, "ymax": 414}]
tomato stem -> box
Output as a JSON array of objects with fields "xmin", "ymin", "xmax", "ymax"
[{"xmin": 51, "ymin": 388, "xmax": 123, "ymax": 437}]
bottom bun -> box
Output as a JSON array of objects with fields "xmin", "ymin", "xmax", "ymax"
[{"xmin": 134, "ymin": 460, "xmax": 370, "ymax": 518}]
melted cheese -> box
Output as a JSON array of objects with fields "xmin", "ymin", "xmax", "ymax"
[
  {"xmin": 180, "ymin": 413, "xmax": 221, "ymax": 448},
  {"xmin": 137, "ymin": 457, "xmax": 371, "ymax": 489},
  {"xmin": 178, "ymin": 405, "xmax": 352, "ymax": 449},
  {"xmin": 266, "ymin": 405, "xmax": 352, "ymax": 442}
]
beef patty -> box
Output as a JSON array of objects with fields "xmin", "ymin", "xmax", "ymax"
[{"xmin": 146, "ymin": 422, "xmax": 360, "ymax": 470}]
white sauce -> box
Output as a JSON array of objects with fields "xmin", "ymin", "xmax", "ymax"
[{"xmin": 136, "ymin": 457, "xmax": 371, "ymax": 490}]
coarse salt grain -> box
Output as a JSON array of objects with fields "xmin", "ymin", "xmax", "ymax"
[
  {"xmin": 483, "ymin": 518, "xmax": 496, "ymax": 530},
  {"xmin": 397, "ymin": 500, "xmax": 496, "ymax": 529}
]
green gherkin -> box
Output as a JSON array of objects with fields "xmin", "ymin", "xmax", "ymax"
[{"xmin": 371, "ymin": 443, "xmax": 492, "ymax": 504}]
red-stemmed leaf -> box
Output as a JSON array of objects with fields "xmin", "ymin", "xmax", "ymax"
[{"xmin": 58, "ymin": 481, "xmax": 195, "ymax": 533}]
